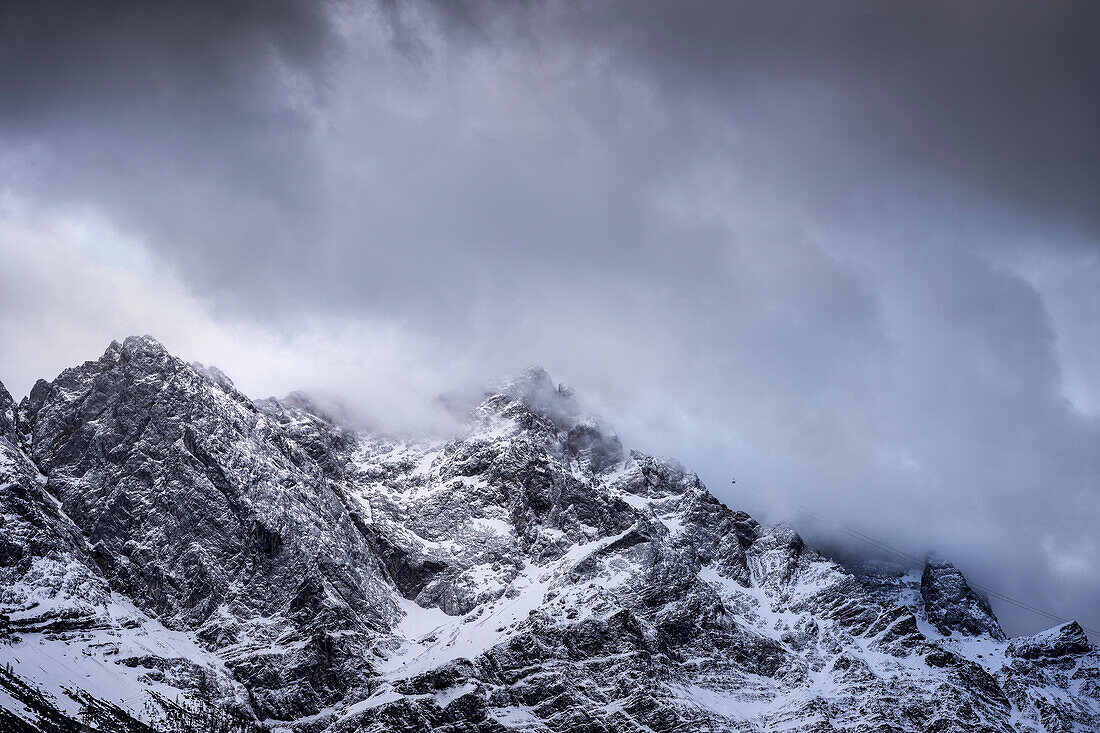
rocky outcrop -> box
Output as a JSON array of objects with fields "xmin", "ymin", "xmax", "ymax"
[
  {"xmin": 1009, "ymin": 621, "xmax": 1091, "ymax": 660},
  {"xmin": 0, "ymin": 380, "xmax": 18, "ymax": 443},
  {"xmin": 921, "ymin": 554, "xmax": 1006, "ymax": 640},
  {"xmin": 0, "ymin": 339, "xmax": 1096, "ymax": 732},
  {"xmin": 13, "ymin": 337, "xmax": 396, "ymax": 721},
  {"xmin": 0, "ymin": 377, "xmax": 107, "ymax": 636}
]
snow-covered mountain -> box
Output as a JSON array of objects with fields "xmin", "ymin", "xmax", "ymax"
[{"xmin": 1, "ymin": 336, "xmax": 1097, "ymax": 732}]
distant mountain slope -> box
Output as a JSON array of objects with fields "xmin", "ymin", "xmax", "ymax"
[{"xmin": 1, "ymin": 337, "xmax": 1096, "ymax": 732}]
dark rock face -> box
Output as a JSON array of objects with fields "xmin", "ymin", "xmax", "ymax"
[
  {"xmin": 921, "ymin": 555, "xmax": 1006, "ymax": 640},
  {"xmin": 0, "ymin": 379, "xmax": 108, "ymax": 635},
  {"xmin": 0, "ymin": 380, "xmax": 18, "ymax": 443},
  {"xmin": 1008, "ymin": 621, "xmax": 1091, "ymax": 660},
  {"xmin": 13, "ymin": 337, "xmax": 396, "ymax": 721},
  {"xmin": 0, "ymin": 339, "xmax": 1097, "ymax": 732}
]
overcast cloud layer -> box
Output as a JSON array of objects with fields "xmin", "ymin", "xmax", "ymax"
[{"xmin": 0, "ymin": 0, "xmax": 1097, "ymax": 636}]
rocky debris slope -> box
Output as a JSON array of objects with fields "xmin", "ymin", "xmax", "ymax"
[{"xmin": 0, "ymin": 338, "xmax": 1097, "ymax": 732}]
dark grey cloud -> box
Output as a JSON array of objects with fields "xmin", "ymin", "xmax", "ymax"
[
  {"xmin": 0, "ymin": 0, "xmax": 336, "ymax": 302},
  {"xmin": 614, "ymin": 0, "xmax": 1099, "ymax": 229},
  {"xmin": 0, "ymin": 0, "xmax": 332, "ymax": 119},
  {"xmin": 0, "ymin": 0, "xmax": 1097, "ymax": 637},
  {"xmin": 438, "ymin": 0, "xmax": 1100, "ymax": 233}
]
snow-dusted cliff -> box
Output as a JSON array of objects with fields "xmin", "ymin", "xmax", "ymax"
[{"xmin": 1, "ymin": 337, "xmax": 1097, "ymax": 732}]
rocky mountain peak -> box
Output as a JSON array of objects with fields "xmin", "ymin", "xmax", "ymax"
[
  {"xmin": 1008, "ymin": 621, "xmax": 1091, "ymax": 659},
  {"xmin": 113, "ymin": 333, "xmax": 170, "ymax": 358},
  {"xmin": 18, "ymin": 335, "xmax": 245, "ymax": 472},
  {"xmin": 476, "ymin": 366, "xmax": 624, "ymax": 473},
  {"xmin": 279, "ymin": 389, "xmax": 359, "ymax": 428},
  {"xmin": 191, "ymin": 360, "xmax": 236, "ymax": 390},
  {"xmin": 0, "ymin": 379, "xmax": 16, "ymax": 444},
  {"xmin": 0, "ymin": 339, "xmax": 1096, "ymax": 733},
  {"xmin": 921, "ymin": 553, "xmax": 1006, "ymax": 640},
  {"xmin": 92, "ymin": 334, "xmax": 176, "ymax": 378},
  {"xmin": 486, "ymin": 366, "xmax": 582, "ymax": 426}
]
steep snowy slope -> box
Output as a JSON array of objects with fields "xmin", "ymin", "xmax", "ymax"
[
  {"xmin": 0, "ymin": 338, "xmax": 1096, "ymax": 732},
  {"xmin": 0, "ymin": 376, "xmax": 250, "ymax": 731}
]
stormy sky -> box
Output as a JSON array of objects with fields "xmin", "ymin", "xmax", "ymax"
[{"xmin": 0, "ymin": 0, "xmax": 1097, "ymax": 636}]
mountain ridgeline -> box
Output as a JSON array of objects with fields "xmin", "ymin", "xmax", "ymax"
[{"xmin": 0, "ymin": 336, "xmax": 1096, "ymax": 732}]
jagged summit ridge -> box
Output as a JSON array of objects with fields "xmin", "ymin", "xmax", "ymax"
[
  {"xmin": 921, "ymin": 553, "xmax": 1006, "ymax": 640},
  {"xmin": 478, "ymin": 365, "xmax": 625, "ymax": 474},
  {"xmin": 9, "ymin": 335, "xmax": 398, "ymax": 720},
  {"xmin": 491, "ymin": 366, "xmax": 582, "ymax": 425},
  {"xmin": 0, "ymin": 336, "xmax": 1097, "ymax": 733}
]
